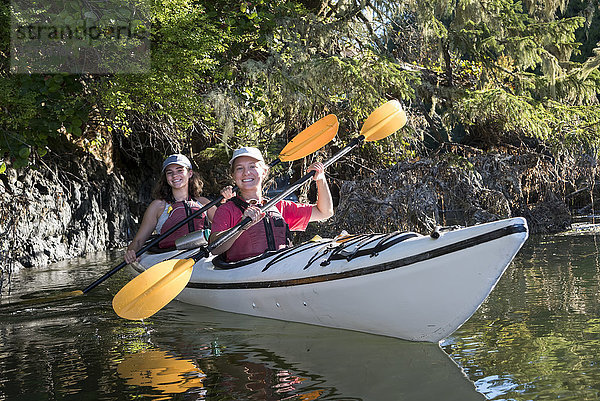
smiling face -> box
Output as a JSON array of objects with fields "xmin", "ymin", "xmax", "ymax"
[
  {"xmin": 164, "ymin": 164, "xmax": 192, "ymax": 189},
  {"xmin": 232, "ymin": 156, "xmax": 268, "ymax": 194}
]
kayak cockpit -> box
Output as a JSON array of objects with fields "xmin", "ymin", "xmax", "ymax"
[{"xmin": 211, "ymin": 231, "xmax": 421, "ymax": 271}]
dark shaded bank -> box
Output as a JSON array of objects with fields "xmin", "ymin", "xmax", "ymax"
[{"xmin": 0, "ymin": 146, "xmax": 594, "ymax": 279}]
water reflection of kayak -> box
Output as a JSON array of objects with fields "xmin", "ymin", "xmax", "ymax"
[
  {"xmin": 134, "ymin": 217, "xmax": 528, "ymax": 342},
  {"xmin": 154, "ymin": 304, "xmax": 487, "ymax": 401}
]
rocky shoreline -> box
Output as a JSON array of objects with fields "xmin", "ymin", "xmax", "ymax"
[
  {"xmin": 1, "ymin": 147, "xmax": 594, "ymax": 280},
  {"xmin": 0, "ymin": 155, "xmax": 135, "ymax": 276}
]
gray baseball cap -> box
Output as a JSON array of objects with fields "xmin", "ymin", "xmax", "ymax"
[
  {"xmin": 229, "ymin": 147, "xmax": 265, "ymax": 165},
  {"xmin": 162, "ymin": 154, "xmax": 192, "ymax": 172}
]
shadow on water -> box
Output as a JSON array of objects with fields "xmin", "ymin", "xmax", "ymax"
[{"xmin": 0, "ymin": 250, "xmax": 485, "ymax": 400}]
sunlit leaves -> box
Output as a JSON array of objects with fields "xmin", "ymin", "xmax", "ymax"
[{"xmin": 449, "ymin": 88, "xmax": 600, "ymax": 156}]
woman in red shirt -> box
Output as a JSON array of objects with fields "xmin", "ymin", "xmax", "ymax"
[{"xmin": 209, "ymin": 146, "xmax": 334, "ymax": 262}]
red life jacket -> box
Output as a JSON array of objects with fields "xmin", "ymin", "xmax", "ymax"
[
  {"xmin": 224, "ymin": 197, "xmax": 292, "ymax": 262},
  {"xmin": 158, "ymin": 200, "xmax": 209, "ymax": 249}
]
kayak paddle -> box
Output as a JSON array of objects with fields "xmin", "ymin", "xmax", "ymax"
[
  {"xmin": 112, "ymin": 100, "xmax": 406, "ymax": 320},
  {"xmin": 208, "ymin": 100, "xmax": 407, "ymax": 253}
]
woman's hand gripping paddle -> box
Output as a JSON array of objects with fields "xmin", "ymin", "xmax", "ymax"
[
  {"xmin": 112, "ymin": 115, "xmax": 339, "ymax": 320},
  {"xmin": 114, "ymin": 100, "xmax": 406, "ymax": 321}
]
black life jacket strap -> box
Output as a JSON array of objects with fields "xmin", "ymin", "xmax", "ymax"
[
  {"xmin": 183, "ymin": 201, "xmax": 196, "ymax": 233},
  {"xmin": 180, "ymin": 199, "xmax": 210, "ymax": 232},
  {"xmin": 230, "ymin": 196, "xmax": 250, "ymax": 211},
  {"xmin": 263, "ymin": 216, "xmax": 276, "ymax": 251}
]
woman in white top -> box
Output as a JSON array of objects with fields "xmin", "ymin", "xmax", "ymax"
[{"xmin": 124, "ymin": 154, "xmax": 221, "ymax": 264}]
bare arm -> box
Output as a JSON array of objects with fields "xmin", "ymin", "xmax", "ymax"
[
  {"xmin": 208, "ymin": 230, "xmax": 241, "ymax": 256},
  {"xmin": 307, "ymin": 162, "xmax": 334, "ymax": 222},
  {"xmin": 197, "ymin": 196, "xmax": 218, "ymax": 223},
  {"xmin": 124, "ymin": 200, "xmax": 165, "ymax": 264}
]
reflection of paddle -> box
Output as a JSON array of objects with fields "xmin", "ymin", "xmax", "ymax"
[
  {"xmin": 117, "ymin": 349, "xmax": 205, "ymax": 394},
  {"xmin": 5, "ymin": 115, "xmax": 338, "ymax": 309},
  {"xmin": 113, "ymin": 100, "xmax": 406, "ymax": 320}
]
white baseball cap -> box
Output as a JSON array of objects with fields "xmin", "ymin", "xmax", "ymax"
[
  {"xmin": 162, "ymin": 154, "xmax": 192, "ymax": 172},
  {"xmin": 229, "ymin": 147, "xmax": 265, "ymax": 165}
]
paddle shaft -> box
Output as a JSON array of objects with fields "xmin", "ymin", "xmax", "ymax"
[
  {"xmin": 81, "ymin": 158, "xmax": 282, "ymax": 294},
  {"xmin": 207, "ymin": 135, "xmax": 365, "ymax": 253}
]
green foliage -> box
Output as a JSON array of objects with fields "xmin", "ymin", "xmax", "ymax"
[
  {"xmin": 544, "ymin": 100, "xmax": 600, "ymax": 153},
  {"xmin": 92, "ymin": 0, "xmax": 224, "ymax": 133},
  {"xmin": 3, "ymin": 0, "xmax": 600, "ymax": 173},
  {"xmin": 408, "ymin": 0, "xmax": 588, "ymax": 99},
  {"xmin": 449, "ymin": 87, "xmax": 600, "ymax": 156},
  {"xmin": 0, "ymin": 73, "xmax": 90, "ymax": 169},
  {"xmin": 9, "ymin": 0, "xmax": 150, "ymax": 74},
  {"xmin": 381, "ymin": 0, "xmax": 600, "ymax": 154},
  {"xmin": 450, "ymin": 89, "xmax": 553, "ymax": 140},
  {"xmin": 204, "ymin": 3, "xmax": 419, "ymax": 162}
]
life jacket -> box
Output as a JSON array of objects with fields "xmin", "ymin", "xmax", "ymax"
[
  {"xmin": 225, "ymin": 197, "xmax": 292, "ymax": 262},
  {"xmin": 158, "ymin": 200, "xmax": 210, "ymax": 249}
]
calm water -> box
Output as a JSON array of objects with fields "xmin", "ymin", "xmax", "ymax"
[
  {"xmin": 442, "ymin": 232, "xmax": 600, "ymax": 400},
  {"xmin": 1, "ymin": 232, "xmax": 599, "ymax": 400}
]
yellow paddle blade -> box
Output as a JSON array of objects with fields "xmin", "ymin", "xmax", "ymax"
[
  {"xmin": 278, "ymin": 114, "xmax": 338, "ymax": 162},
  {"xmin": 360, "ymin": 99, "xmax": 407, "ymax": 142},
  {"xmin": 112, "ymin": 258, "xmax": 194, "ymax": 320}
]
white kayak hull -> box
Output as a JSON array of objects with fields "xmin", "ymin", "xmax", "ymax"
[{"xmin": 135, "ymin": 217, "xmax": 528, "ymax": 342}]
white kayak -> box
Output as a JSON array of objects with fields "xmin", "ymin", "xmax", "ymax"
[{"xmin": 133, "ymin": 217, "xmax": 528, "ymax": 342}]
